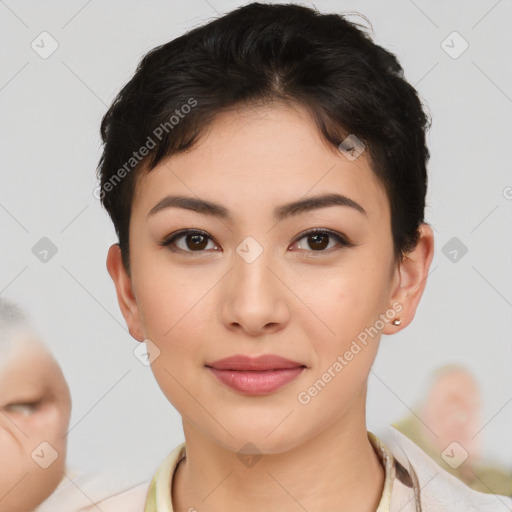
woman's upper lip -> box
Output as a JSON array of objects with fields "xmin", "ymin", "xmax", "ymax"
[{"xmin": 205, "ymin": 354, "xmax": 306, "ymax": 371}]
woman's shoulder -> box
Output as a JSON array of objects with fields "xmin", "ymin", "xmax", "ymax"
[
  {"xmin": 380, "ymin": 426, "xmax": 512, "ymax": 512},
  {"xmin": 78, "ymin": 482, "xmax": 150, "ymax": 512}
]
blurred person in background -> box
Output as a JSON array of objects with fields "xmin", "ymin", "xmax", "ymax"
[
  {"xmin": 0, "ymin": 298, "xmax": 149, "ymax": 512},
  {"xmin": 0, "ymin": 297, "xmax": 72, "ymax": 511},
  {"xmin": 393, "ymin": 364, "xmax": 512, "ymax": 496}
]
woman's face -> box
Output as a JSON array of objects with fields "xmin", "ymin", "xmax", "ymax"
[
  {"xmin": 108, "ymin": 102, "xmax": 433, "ymax": 454},
  {"xmin": 0, "ymin": 334, "xmax": 71, "ymax": 512}
]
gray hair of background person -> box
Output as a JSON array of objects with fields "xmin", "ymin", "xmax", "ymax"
[{"xmin": 0, "ymin": 297, "xmax": 31, "ymax": 355}]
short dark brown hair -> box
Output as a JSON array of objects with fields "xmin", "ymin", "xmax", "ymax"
[{"xmin": 97, "ymin": 2, "xmax": 431, "ymax": 273}]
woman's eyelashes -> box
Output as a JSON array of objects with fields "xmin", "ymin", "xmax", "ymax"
[{"xmin": 159, "ymin": 228, "xmax": 355, "ymax": 255}]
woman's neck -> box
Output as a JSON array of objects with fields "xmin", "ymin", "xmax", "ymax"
[{"xmin": 171, "ymin": 403, "xmax": 385, "ymax": 512}]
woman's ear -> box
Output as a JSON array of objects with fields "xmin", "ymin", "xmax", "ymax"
[
  {"xmin": 383, "ymin": 223, "xmax": 435, "ymax": 334},
  {"xmin": 106, "ymin": 244, "xmax": 145, "ymax": 342}
]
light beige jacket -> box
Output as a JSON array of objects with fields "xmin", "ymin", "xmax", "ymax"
[{"xmin": 36, "ymin": 427, "xmax": 512, "ymax": 511}]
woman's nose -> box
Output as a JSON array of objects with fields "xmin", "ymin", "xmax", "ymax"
[{"xmin": 219, "ymin": 248, "xmax": 290, "ymax": 337}]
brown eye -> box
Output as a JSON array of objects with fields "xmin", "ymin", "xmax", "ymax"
[
  {"xmin": 306, "ymin": 233, "xmax": 330, "ymax": 250},
  {"xmin": 160, "ymin": 229, "xmax": 219, "ymax": 253},
  {"xmin": 183, "ymin": 233, "xmax": 209, "ymax": 251},
  {"xmin": 292, "ymin": 229, "xmax": 353, "ymax": 253}
]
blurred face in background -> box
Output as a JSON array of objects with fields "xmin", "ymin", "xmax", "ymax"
[
  {"xmin": 422, "ymin": 369, "xmax": 482, "ymax": 462},
  {"xmin": 0, "ymin": 332, "xmax": 71, "ymax": 512}
]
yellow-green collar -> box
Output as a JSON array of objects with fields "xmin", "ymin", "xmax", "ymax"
[{"xmin": 144, "ymin": 431, "xmax": 395, "ymax": 512}]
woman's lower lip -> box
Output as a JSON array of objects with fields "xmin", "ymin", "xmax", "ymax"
[{"xmin": 207, "ymin": 367, "xmax": 305, "ymax": 395}]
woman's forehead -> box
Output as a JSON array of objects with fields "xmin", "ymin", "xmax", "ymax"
[{"xmin": 133, "ymin": 105, "xmax": 387, "ymax": 220}]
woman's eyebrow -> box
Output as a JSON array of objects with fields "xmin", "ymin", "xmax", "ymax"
[{"xmin": 147, "ymin": 193, "xmax": 367, "ymax": 221}]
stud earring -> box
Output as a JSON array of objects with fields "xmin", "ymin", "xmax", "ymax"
[{"xmin": 392, "ymin": 318, "xmax": 401, "ymax": 326}]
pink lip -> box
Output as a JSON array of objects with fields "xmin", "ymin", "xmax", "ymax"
[
  {"xmin": 205, "ymin": 355, "xmax": 306, "ymax": 395},
  {"xmin": 206, "ymin": 354, "xmax": 305, "ymax": 371}
]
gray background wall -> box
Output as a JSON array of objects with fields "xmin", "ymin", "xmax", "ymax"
[{"xmin": 1, "ymin": 0, "xmax": 511, "ymax": 483}]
